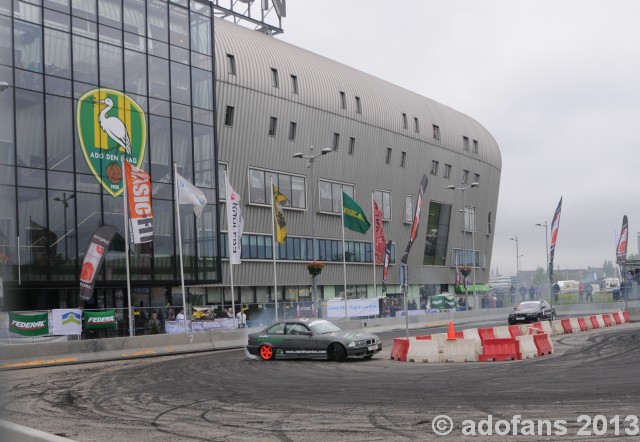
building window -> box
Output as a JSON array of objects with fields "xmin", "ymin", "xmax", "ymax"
[
  {"xmin": 454, "ymin": 248, "xmax": 478, "ymax": 268},
  {"xmin": 224, "ymin": 106, "xmax": 234, "ymax": 126},
  {"xmin": 218, "ymin": 163, "xmax": 228, "ymax": 200},
  {"xmin": 487, "ymin": 211, "xmax": 492, "ymax": 235},
  {"xmin": 444, "ymin": 164, "xmax": 452, "ymax": 179},
  {"xmin": 414, "ymin": 117, "xmax": 420, "ymax": 133},
  {"xmin": 385, "ymin": 148, "xmax": 392, "ymax": 164},
  {"xmin": 318, "ymin": 180, "xmax": 354, "ymax": 214},
  {"xmin": 431, "ymin": 160, "xmax": 439, "ymax": 175},
  {"xmin": 463, "ymin": 136, "xmax": 470, "ymax": 151},
  {"xmin": 248, "ymin": 168, "xmax": 306, "ymax": 208},
  {"xmin": 423, "ymin": 202, "xmax": 451, "ymax": 266},
  {"xmin": 289, "ymin": 122, "xmax": 297, "ymax": 140},
  {"xmin": 333, "ymin": 132, "xmax": 340, "ymax": 151},
  {"xmin": 464, "ymin": 206, "xmax": 476, "ymax": 232},
  {"xmin": 339, "ymin": 91, "xmax": 346, "ymax": 109},
  {"xmin": 374, "ymin": 190, "xmax": 391, "ymax": 220},
  {"xmin": 291, "ymin": 74, "xmax": 298, "ymax": 94},
  {"xmin": 473, "ymin": 139, "xmax": 479, "ymax": 153},
  {"xmin": 355, "ymin": 96, "xmax": 361, "ymax": 114},
  {"xmin": 400, "ymin": 151, "xmax": 407, "ymax": 168},
  {"xmin": 402, "ymin": 113, "xmax": 408, "ymax": 129},
  {"xmin": 432, "ymin": 124, "xmax": 440, "ymax": 140},
  {"xmin": 226, "ymin": 53, "xmax": 236, "ymax": 75},
  {"xmin": 404, "ymin": 195, "xmax": 413, "ymax": 223},
  {"xmin": 268, "ymin": 116, "xmax": 277, "ymax": 136},
  {"xmin": 462, "ymin": 169, "xmax": 469, "ymax": 184},
  {"xmin": 271, "ymin": 67, "xmax": 279, "ymax": 88},
  {"xmin": 474, "ymin": 173, "xmax": 480, "ymax": 183},
  {"xmin": 348, "ymin": 137, "xmax": 355, "ymax": 155}
]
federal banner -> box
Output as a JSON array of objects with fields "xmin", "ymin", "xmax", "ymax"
[
  {"xmin": 52, "ymin": 309, "xmax": 83, "ymax": 335},
  {"xmin": 401, "ymin": 174, "xmax": 428, "ymax": 264},
  {"xmin": 83, "ymin": 309, "xmax": 117, "ymax": 330},
  {"xmin": 124, "ymin": 161, "xmax": 153, "ymax": 244},
  {"xmin": 9, "ymin": 311, "xmax": 49, "ymax": 337},
  {"xmin": 79, "ymin": 225, "xmax": 117, "ymax": 301}
]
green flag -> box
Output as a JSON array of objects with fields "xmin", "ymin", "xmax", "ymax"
[
  {"xmin": 9, "ymin": 312, "xmax": 49, "ymax": 337},
  {"xmin": 342, "ymin": 192, "xmax": 371, "ymax": 234},
  {"xmin": 83, "ymin": 309, "xmax": 117, "ymax": 330}
]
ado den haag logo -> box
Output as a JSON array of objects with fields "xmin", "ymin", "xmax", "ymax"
[{"xmin": 77, "ymin": 89, "xmax": 147, "ymax": 197}]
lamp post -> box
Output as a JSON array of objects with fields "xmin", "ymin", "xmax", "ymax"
[
  {"xmin": 293, "ymin": 146, "xmax": 333, "ymax": 317},
  {"xmin": 0, "ymin": 81, "xmax": 10, "ymax": 92},
  {"xmin": 447, "ymin": 181, "xmax": 478, "ymax": 309},
  {"xmin": 509, "ymin": 236, "xmax": 519, "ymax": 281},
  {"xmin": 536, "ymin": 221, "xmax": 550, "ymax": 303},
  {"xmin": 53, "ymin": 192, "xmax": 75, "ymax": 261}
]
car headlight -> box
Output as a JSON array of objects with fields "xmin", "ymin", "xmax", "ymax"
[{"xmin": 348, "ymin": 340, "xmax": 367, "ymax": 347}]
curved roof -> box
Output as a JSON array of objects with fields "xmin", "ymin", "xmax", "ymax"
[{"xmin": 214, "ymin": 18, "xmax": 502, "ymax": 170}]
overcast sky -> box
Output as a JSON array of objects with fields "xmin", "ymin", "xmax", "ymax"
[{"xmin": 276, "ymin": 0, "xmax": 640, "ymax": 277}]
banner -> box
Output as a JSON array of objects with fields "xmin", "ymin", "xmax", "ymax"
[
  {"xmin": 176, "ymin": 172, "xmax": 207, "ymax": 217},
  {"xmin": 401, "ymin": 174, "xmax": 428, "ymax": 264},
  {"xmin": 548, "ymin": 197, "xmax": 562, "ymax": 282},
  {"xmin": 343, "ymin": 192, "xmax": 371, "ymax": 234},
  {"xmin": 373, "ymin": 200, "xmax": 386, "ymax": 264},
  {"xmin": 273, "ymin": 185, "xmax": 288, "ymax": 244},
  {"xmin": 326, "ymin": 298, "xmax": 380, "ymax": 318},
  {"xmin": 52, "ymin": 309, "xmax": 83, "ymax": 335},
  {"xmin": 124, "ymin": 161, "xmax": 153, "ymax": 244},
  {"xmin": 79, "ymin": 225, "xmax": 117, "ymax": 301},
  {"xmin": 616, "ymin": 215, "xmax": 628, "ymax": 269},
  {"xmin": 226, "ymin": 175, "xmax": 244, "ymax": 264},
  {"xmin": 9, "ymin": 312, "xmax": 49, "ymax": 337},
  {"xmin": 382, "ymin": 240, "xmax": 392, "ymax": 292},
  {"xmin": 83, "ymin": 309, "xmax": 117, "ymax": 329}
]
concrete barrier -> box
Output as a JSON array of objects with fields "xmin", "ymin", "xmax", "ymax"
[{"xmin": 442, "ymin": 339, "xmax": 477, "ymax": 362}]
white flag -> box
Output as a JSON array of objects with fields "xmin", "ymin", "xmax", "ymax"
[
  {"xmin": 176, "ymin": 172, "xmax": 207, "ymax": 217},
  {"xmin": 225, "ymin": 174, "xmax": 244, "ymax": 265}
]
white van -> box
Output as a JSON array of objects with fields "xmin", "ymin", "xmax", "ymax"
[
  {"xmin": 601, "ymin": 278, "xmax": 620, "ymax": 292},
  {"xmin": 557, "ymin": 280, "xmax": 579, "ymax": 294}
]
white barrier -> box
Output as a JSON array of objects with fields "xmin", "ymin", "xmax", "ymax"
[
  {"xmin": 516, "ymin": 335, "xmax": 537, "ymax": 359},
  {"xmin": 462, "ymin": 328, "xmax": 483, "ymax": 355},
  {"xmin": 406, "ymin": 338, "xmax": 440, "ymax": 363},
  {"xmin": 569, "ymin": 318, "xmax": 581, "ymax": 333},
  {"xmin": 540, "ymin": 321, "xmax": 553, "ymax": 335},
  {"xmin": 493, "ymin": 326, "xmax": 512, "ymax": 338},
  {"xmin": 596, "ymin": 315, "xmax": 606, "ymax": 328},
  {"xmin": 551, "ymin": 320, "xmax": 565, "ymax": 335},
  {"xmin": 442, "ymin": 339, "xmax": 477, "ymax": 362},
  {"xmin": 618, "ymin": 311, "xmax": 626, "ymax": 324},
  {"xmin": 582, "ymin": 316, "xmax": 593, "ymax": 330}
]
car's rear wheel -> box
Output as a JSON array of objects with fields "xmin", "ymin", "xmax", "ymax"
[
  {"xmin": 259, "ymin": 344, "xmax": 275, "ymax": 361},
  {"xmin": 328, "ymin": 344, "xmax": 347, "ymax": 362}
]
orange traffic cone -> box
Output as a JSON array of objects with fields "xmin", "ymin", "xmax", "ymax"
[{"xmin": 447, "ymin": 321, "xmax": 457, "ymax": 340}]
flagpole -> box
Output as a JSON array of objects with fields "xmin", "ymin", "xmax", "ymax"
[
  {"xmin": 121, "ymin": 155, "xmax": 134, "ymax": 337},
  {"xmin": 341, "ymin": 190, "xmax": 347, "ymax": 318},
  {"xmin": 270, "ymin": 177, "xmax": 279, "ymax": 322},
  {"xmin": 174, "ymin": 162, "xmax": 189, "ymax": 333},
  {"xmin": 226, "ymin": 173, "xmax": 237, "ymax": 326},
  {"xmin": 371, "ymin": 192, "xmax": 377, "ymax": 299}
]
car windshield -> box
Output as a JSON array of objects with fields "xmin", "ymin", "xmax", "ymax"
[
  {"xmin": 309, "ymin": 321, "xmax": 342, "ymax": 334},
  {"xmin": 516, "ymin": 302, "xmax": 540, "ymax": 310}
]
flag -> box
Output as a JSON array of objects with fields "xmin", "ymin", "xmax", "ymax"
[
  {"xmin": 226, "ymin": 176, "xmax": 244, "ymax": 265},
  {"xmin": 616, "ymin": 215, "xmax": 628, "ymax": 268},
  {"xmin": 79, "ymin": 225, "xmax": 117, "ymax": 301},
  {"xmin": 455, "ymin": 260, "xmax": 461, "ymax": 287},
  {"xmin": 382, "ymin": 240, "xmax": 392, "ymax": 292},
  {"xmin": 401, "ymin": 174, "xmax": 428, "ymax": 264},
  {"xmin": 343, "ymin": 192, "xmax": 371, "ymax": 234},
  {"xmin": 273, "ymin": 185, "xmax": 288, "ymax": 244},
  {"xmin": 373, "ymin": 200, "xmax": 386, "ymax": 264},
  {"xmin": 123, "ymin": 161, "xmax": 153, "ymax": 244},
  {"xmin": 548, "ymin": 197, "xmax": 562, "ymax": 282},
  {"xmin": 176, "ymin": 172, "xmax": 207, "ymax": 217}
]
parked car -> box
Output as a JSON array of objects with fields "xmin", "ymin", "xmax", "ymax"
[
  {"xmin": 246, "ymin": 318, "xmax": 382, "ymax": 361},
  {"xmin": 508, "ymin": 300, "xmax": 555, "ymax": 325}
]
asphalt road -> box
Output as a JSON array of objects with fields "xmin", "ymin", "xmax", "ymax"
[{"xmin": 1, "ymin": 322, "xmax": 639, "ymax": 442}]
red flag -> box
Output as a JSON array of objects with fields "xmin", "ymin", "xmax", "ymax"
[
  {"xmin": 373, "ymin": 200, "xmax": 386, "ymax": 264},
  {"xmin": 616, "ymin": 215, "xmax": 628, "ymax": 268},
  {"xmin": 548, "ymin": 197, "xmax": 562, "ymax": 281},
  {"xmin": 124, "ymin": 161, "xmax": 153, "ymax": 244}
]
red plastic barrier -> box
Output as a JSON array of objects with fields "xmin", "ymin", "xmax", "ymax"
[
  {"xmin": 612, "ymin": 312, "xmax": 622, "ymax": 325},
  {"xmin": 577, "ymin": 317, "xmax": 589, "ymax": 332},
  {"xmin": 623, "ymin": 311, "xmax": 631, "ymax": 323},
  {"xmin": 416, "ymin": 335, "xmax": 432, "ymax": 340},
  {"xmin": 589, "ymin": 315, "xmax": 600, "ymax": 329},
  {"xmin": 561, "ymin": 318, "xmax": 573, "ymax": 333},
  {"xmin": 478, "ymin": 327, "xmax": 497, "ymax": 342},
  {"xmin": 602, "ymin": 314, "xmax": 612, "ymax": 327},
  {"xmin": 531, "ymin": 323, "xmax": 544, "ymax": 332},
  {"xmin": 479, "ymin": 338, "xmax": 518, "ymax": 362},
  {"xmin": 508, "ymin": 325, "xmax": 523, "ymax": 337},
  {"xmin": 390, "ymin": 337, "xmax": 409, "ymax": 361},
  {"xmin": 455, "ymin": 331, "xmax": 464, "ymax": 339},
  {"xmin": 532, "ymin": 333, "xmax": 554, "ymax": 356}
]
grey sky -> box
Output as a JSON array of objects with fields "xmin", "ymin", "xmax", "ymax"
[{"xmin": 277, "ymin": 0, "xmax": 640, "ymax": 277}]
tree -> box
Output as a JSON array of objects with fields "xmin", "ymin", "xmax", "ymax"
[
  {"xmin": 602, "ymin": 260, "xmax": 615, "ymax": 278},
  {"xmin": 531, "ymin": 266, "xmax": 547, "ymax": 287}
]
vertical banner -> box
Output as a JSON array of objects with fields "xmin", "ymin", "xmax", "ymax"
[
  {"xmin": 226, "ymin": 175, "xmax": 244, "ymax": 264},
  {"xmin": 273, "ymin": 185, "xmax": 288, "ymax": 243},
  {"xmin": 548, "ymin": 197, "xmax": 563, "ymax": 282},
  {"xmin": 400, "ymin": 175, "xmax": 428, "ymax": 264},
  {"xmin": 373, "ymin": 200, "xmax": 386, "ymax": 264},
  {"xmin": 9, "ymin": 312, "xmax": 49, "ymax": 337},
  {"xmin": 123, "ymin": 161, "xmax": 153, "ymax": 244},
  {"xmin": 382, "ymin": 240, "xmax": 392, "ymax": 292},
  {"xmin": 616, "ymin": 215, "xmax": 628, "ymax": 273},
  {"xmin": 79, "ymin": 225, "xmax": 117, "ymax": 301}
]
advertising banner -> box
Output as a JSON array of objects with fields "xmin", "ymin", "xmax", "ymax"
[
  {"xmin": 9, "ymin": 312, "xmax": 49, "ymax": 337},
  {"xmin": 326, "ymin": 298, "xmax": 380, "ymax": 318},
  {"xmin": 226, "ymin": 176, "xmax": 244, "ymax": 264},
  {"xmin": 79, "ymin": 225, "xmax": 117, "ymax": 301},
  {"xmin": 52, "ymin": 309, "xmax": 82, "ymax": 335},
  {"xmin": 401, "ymin": 174, "xmax": 428, "ymax": 264},
  {"xmin": 124, "ymin": 161, "xmax": 153, "ymax": 244},
  {"xmin": 83, "ymin": 309, "xmax": 117, "ymax": 330}
]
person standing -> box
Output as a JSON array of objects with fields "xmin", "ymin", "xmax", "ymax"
[
  {"xmin": 528, "ymin": 285, "xmax": 535, "ymax": 301},
  {"xmin": 509, "ymin": 284, "xmax": 516, "ymax": 306},
  {"xmin": 578, "ymin": 282, "xmax": 585, "ymax": 303},
  {"xmin": 519, "ymin": 285, "xmax": 527, "ymax": 302},
  {"xmin": 552, "ymin": 282, "xmax": 560, "ymax": 303},
  {"xmin": 585, "ymin": 283, "xmax": 593, "ymax": 303},
  {"xmin": 148, "ymin": 312, "xmax": 161, "ymax": 334},
  {"xmin": 236, "ymin": 307, "xmax": 247, "ymax": 328}
]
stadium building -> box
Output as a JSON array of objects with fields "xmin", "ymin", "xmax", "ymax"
[{"xmin": 0, "ymin": 0, "xmax": 501, "ymax": 326}]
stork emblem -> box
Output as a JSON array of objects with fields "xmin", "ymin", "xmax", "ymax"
[{"xmin": 77, "ymin": 88, "xmax": 147, "ymax": 197}]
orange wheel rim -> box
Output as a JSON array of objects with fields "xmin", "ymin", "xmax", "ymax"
[{"xmin": 260, "ymin": 345, "xmax": 273, "ymax": 360}]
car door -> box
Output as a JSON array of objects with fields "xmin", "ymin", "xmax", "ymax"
[{"xmin": 285, "ymin": 323, "xmax": 320, "ymax": 357}]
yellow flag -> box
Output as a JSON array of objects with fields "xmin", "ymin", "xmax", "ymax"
[{"xmin": 273, "ymin": 185, "xmax": 288, "ymax": 244}]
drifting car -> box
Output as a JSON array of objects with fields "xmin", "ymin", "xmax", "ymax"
[
  {"xmin": 246, "ymin": 318, "xmax": 382, "ymax": 361},
  {"xmin": 508, "ymin": 300, "xmax": 555, "ymax": 325}
]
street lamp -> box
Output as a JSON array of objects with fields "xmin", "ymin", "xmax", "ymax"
[
  {"xmin": 446, "ymin": 181, "xmax": 479, "ymax": 309},
  {"xmin": 53, "ymin": 192, "xmax": 75, "ymax": 260},
  {"xmin": 509, "ymin": 236, "xmax": 520, "ymax": 278},
  {"xmin": 536, "ymin": 221, "xmax": 550, "ymax": 302},
  {"xmin": 293, "ymin": 146, "xmax": 333, "ymax": 316},
  {"xmin": 0, "ymin": 82, "xmax": 9, "ymax": 92}
]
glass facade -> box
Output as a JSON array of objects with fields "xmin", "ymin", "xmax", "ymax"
[{"xmin": 1, "ymin": 0, "xmax": 219, "ymax": 310}]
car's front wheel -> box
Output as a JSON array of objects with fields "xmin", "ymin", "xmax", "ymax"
[
  {"xmin": 259, "ymin": 344, "xmax": 275, "ymax": 361},
  {"xmin": 328, "ymin": 344, "xmax": 347, "ymax": 362}
]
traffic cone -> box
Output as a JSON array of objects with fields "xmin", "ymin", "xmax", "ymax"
[{"xmin": 447, "ymin": 321, "xmax": 457, "ymax": 340}]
